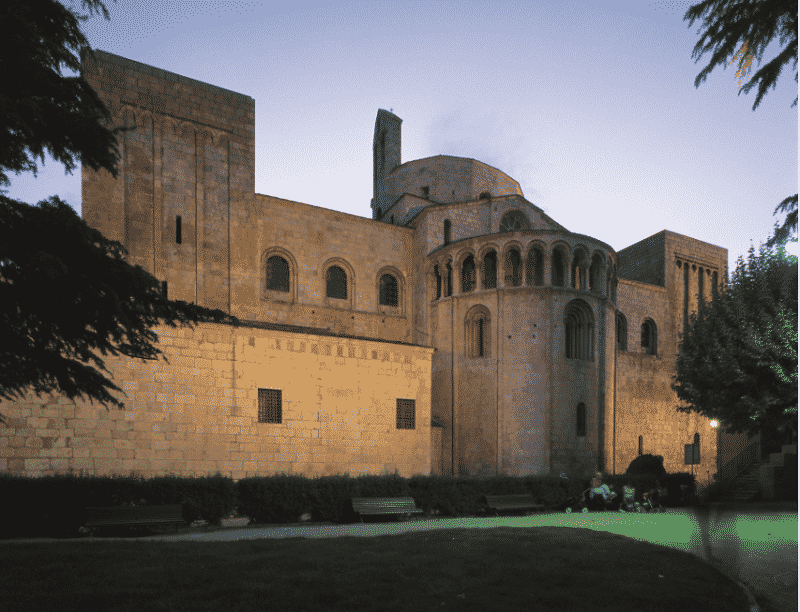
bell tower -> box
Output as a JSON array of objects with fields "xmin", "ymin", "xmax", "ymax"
[{"xmin": 371, "ymin": 109, "xmax": 402, "ymax": 220}]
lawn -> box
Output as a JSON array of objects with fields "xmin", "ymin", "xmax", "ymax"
[{"xmin": 1, "ymin": 525, "xmax": 750, "ymax": 612}]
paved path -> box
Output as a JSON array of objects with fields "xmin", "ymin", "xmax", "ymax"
[{"xmin": 145, "ymin": 505, "xmax": 797, "ymax": 612}]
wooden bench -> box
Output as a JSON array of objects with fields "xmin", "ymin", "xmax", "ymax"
[
  {"xmin": 482, "ymin": 494, "xmax": 545, "ymax": 517},
  {"xmin": 84, "ymin": 504, "xmax": 185, "ymax": 534},
  {"xmin": 350, "ymin": 497, "xmax": 423, "ymax": 522}
]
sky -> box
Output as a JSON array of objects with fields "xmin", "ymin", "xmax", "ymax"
[{"xmin": 5, "ymin": 0, "xmax": 798, "ymax": 274}]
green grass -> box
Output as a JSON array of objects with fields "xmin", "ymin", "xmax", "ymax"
[{"xmin": 1, "ymin": 525, "xmax": 751, "ymax": 612}]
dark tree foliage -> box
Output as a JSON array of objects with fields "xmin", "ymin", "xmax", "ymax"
[
  {"xmin": 0, "ymin": 0, "xmax": 239, "ymax": 422},
  {"xmin": 0, "ymin": 195, "xmax": 237, "ymax": 418},
  {"xmin": 684, "ymin": 0, "xmax": 798, "ymax": 110},
  {"xmin": 0, "ymin": 0, "xmax": 129, "ymax": 188},
  {"xmin": 684, "ymin": 0, "xmax": 798, "ymax": 249},
  {"xmin": 625, "ymin": 454, "xmax": 668, "ymax": 481},
  {"xmin": 673, "ymin": 243, "xmax": 798, "ymax": 442}
]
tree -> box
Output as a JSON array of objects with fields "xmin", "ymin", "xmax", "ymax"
[
  {"xmin": 672, "ymin": 242, "xmax": 798, "ymax": 444},
  {"xmin": 0, "ymin": 0, "xmax": 125, "ymax": 189},
  {"xmin": 684, "ymin": 0, "xmax": 798, "ymax": 248},
  {"xmin": 0, "ymin": 0, "xmax": 238, "ymax": 422}
]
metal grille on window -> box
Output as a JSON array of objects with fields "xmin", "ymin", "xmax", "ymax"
[
  {"xmin": 258, "ymin": 388, "xmax": 282, "ymax": 423},
  {"xmin": 396, "ymin": 399, "xmax": 415, "ymax": 429}
]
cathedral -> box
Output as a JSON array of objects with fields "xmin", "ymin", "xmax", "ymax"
[{"xmin": 0, "ymin": 50, "xmax": 743, "ymax": 487}]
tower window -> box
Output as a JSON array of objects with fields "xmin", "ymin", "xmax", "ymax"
[
  {"xmin": 466, "ymin": 307, "xmax": 491, "ymax": 358},
  {"xmin": 483, "ymin": 251, "xmax": 497, "ymax": 289},
  {"xmin": 176, "ymin": 215, "xmax": 182, "ymax": 244},
  {"xmin": 443, "ymin": 219, "xmax": 451, "ymax": 245},
  {"xmin": 421, "ymin": 186, "xmax": 429, "ymax": 198},
  {"xmin": 638, "ymin": 435, "xmax": 643, "ymax": 456},
  {"xmin": 565, "ymin": 299, "xmax": 594, "ymax": 360},
  {"xmin": 552, "ymin": 250, "xmax": 565, "ymax": 287},
  {"xmin": 576, "ymin": 403, "xmax": 586, "ymax": 437},
  {"xmin": 161, "ymin": 280, "xmax": 168, "ymax": 299},
  {"xmin": 461, "ymin": 256, "xmax": 476, "ymax": 293}
]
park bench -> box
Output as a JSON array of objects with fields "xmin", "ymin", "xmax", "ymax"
[
  {"xmin": 84, "ymin": 504, "xmax": 185, "ymax": 535},
  {"xmin": 482, "ymin": 494, "xmax": 545, "ymax": 517},
  {"xmin": 350, "ymin": 497, "xmax": 423, "ymax": 522}
]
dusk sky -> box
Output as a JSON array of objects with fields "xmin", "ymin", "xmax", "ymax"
[{"xmin": 5, "ymin": 0, "xmax": 798, "ymax": 274}]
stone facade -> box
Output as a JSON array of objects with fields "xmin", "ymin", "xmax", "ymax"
[{"xmin": 0, "ymin": 51, "xmax": 738, "ymax": 486}]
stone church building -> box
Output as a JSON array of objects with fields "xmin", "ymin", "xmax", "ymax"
[{"xmin": 0, "ymin": 50, "xmax": 742, "ymax": 487}]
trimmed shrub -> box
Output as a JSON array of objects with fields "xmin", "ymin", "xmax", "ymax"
[{"xmin": 625, "ymin": 454, "xmax": 667, "ymax": 481}]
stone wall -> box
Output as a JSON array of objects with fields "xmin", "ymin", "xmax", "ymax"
[
  {"xmin": 81, "ymin": 49, "xmax": 256, "ymax": 312},
  {"xmin": 231, "ymin": 194, "xmax": 415, "ymax": 343},
  {"xmin": 0, "ymin": 323, "xmax": 433, "ymax": 480}
]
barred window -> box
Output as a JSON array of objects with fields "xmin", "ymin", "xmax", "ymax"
[
  {"xmin": 258, "ymin": 388, "xmax": 282, "ymax": 423},
  {"xmin": 326, "ymin": 265, "xmax": 347, "ymax": 299},
  {"xmin": 396, "ymin": 399, "xmax": 415, "ymax": 429},
  {"xmin": 266, "ymin": 256, "xmax": 290, "ymax": 292}
]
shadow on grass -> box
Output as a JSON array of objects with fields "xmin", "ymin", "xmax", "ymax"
[{"xmin": 2, "ymin": 526, "xmax": 750, "ymax": 612}]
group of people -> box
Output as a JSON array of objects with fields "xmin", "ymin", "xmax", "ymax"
[{"xmin": 586, "ymin": 472, "xmax": 663, "ymax": 512}]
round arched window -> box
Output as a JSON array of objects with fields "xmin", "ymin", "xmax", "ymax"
[{"xmin": 499, "ymin": 210, "xmax": 529, "ymax": 232}]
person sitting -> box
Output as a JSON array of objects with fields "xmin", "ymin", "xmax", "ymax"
[
  {"xmin": 620, "ymin": 483, "xmax": 640, "ymax": 512},
  {"xmin": 587, "ymin": 475, "xmax": 617, "ymax": 511}
]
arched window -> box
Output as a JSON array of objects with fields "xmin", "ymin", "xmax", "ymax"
[
  {"xmin": 466, "ymin": 307, "xmax": 491, "ymax": 358},
  {"xmin": 712, "ymin": 270, "xmax": 718, "ymax": 299},
  {"xmin": 571, "ymin": 251, "xmax": 586, "ymax": 290},
  {"xmin": 641, "ymin": 319, "xmax": 657, "ymax": 355},
  {"xmin": 552, "ymin": 249, "xmax": 566, "ymax": 287},
  {"xmin": 461, "ymin": 255, "xmax": 476, "ymax": 293},
  {"xmin": 445, "ymin": 261, "xmax": 453, "ymax": 297},
  {"xmin": 526, "ymin": 247, "xmax": 544, "ymax": 286},
  {"xmin": 694, "ymin": 433, "xmax": 701, "ymax": 461},
  {"xmin": 589, "ymin": 253, "xmax": 604, "ymax": 294},
  {"xmin": 379, "ymin": 274, "xmax": 399, "ymax": 307},
  {"xmin": 565, "ymin": 300, "xmax": 593, "ymax": 360},
  {"xmin": 325, "ymin": 266, "xmax": 347, "ymax": 299},
  {"xmin": 504, "ymin": 249, "xmax": 522, "ymax": 287},
  {"xmin": 576, "ymin": 403, "xmax": 587, "ymax": 437},
  {"xmin": 483, "ymin": 251, "xmax": 498, "ymax": 289},
  {"xmin": 266, "ymin": 256, "xmax": 290, "ymax": 292},
  {"xmin": 376, "ymin": 207, "xmax": 382, "ymax": 220},
  {"xmin": 434, "ymin": 265, "xmax": 442, "ymax": 300},
  {"xmin": 443, "ymin": 219, "xmax": 451, "ymax": 245},
  {"xmin": 499, "ymin": 210, "xmax": 528, "ymax": 232},
  {"xmin": 616, "ymin": 312, "xmax": 628, "ymax": 351}
]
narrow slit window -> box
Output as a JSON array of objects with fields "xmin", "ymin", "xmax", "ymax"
[{"xmin": 176, "ymin": 215, "xmax": 182, "ymax": 244}]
